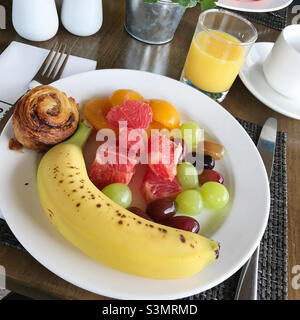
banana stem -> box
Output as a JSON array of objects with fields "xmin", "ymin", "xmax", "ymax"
[{"xmin": 65, "ymin": 122, "xmax": 92, "ymax": 149}]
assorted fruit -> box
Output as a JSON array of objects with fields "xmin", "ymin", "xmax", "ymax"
[
  {"xmin": 28, "ymin": 86, "xmax": 226, "ymax": 280},
  {"xmin": 84, "ymin": 88, "xmax": 230, "ymax": 235},
  {"xmin": 37, "ymin": 122, "xmax": 220, "ymax": 279}
]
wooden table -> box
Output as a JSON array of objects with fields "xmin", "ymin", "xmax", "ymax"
[{"xmin": 0, "ymin": 0, "xmax": 299, "ymax": 300}]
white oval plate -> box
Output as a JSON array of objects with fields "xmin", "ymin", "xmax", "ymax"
[
  {"xmin": 217, "ymin": 0, "xmax": 292, "ymax": 13},
  {"xmin": 0, "ymin": 69, "xmax": 270, "ymax": 300}
]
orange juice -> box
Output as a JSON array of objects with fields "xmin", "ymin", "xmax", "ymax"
[{"xmin": 183, "ymin": 30, "xmax": 245, "ymax": 93}]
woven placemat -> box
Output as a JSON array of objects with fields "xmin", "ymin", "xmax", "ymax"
[
  {"xmin": 0, "ymin": 118, "xmax": 288, "ymax": 300},
  {"xmin": 219, "ymin": 7, "xmax": 288, "ymax": 31},
  {"xmin": 185, "ymin": 118, "xmax": 288, "ymax": 300}
]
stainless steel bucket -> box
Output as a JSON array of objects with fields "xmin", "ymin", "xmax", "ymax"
[{"xmin": 125, "ymin": 0, "xmax": 186, "ymax": 45}]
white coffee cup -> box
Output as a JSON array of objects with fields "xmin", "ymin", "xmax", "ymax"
[{"xmin": 263, "ymin": 24, "xmax": 300, "ymax": 100}]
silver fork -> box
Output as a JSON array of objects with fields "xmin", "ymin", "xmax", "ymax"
[{"xmin": 29, "ymin": 41, "xmax": 74, "ymax": 88}]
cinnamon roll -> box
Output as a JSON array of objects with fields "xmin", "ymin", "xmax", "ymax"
[{"xmin": 12, "ymin": 85, "xmax": 79, "ymax": 152}]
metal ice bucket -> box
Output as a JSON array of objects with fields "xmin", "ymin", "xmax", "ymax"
[{"xmin": 125, "ymin": 0, "xmax": 186, "ymax": 44}]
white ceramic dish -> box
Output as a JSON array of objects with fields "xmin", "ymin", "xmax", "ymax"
[
  {"xmin": 239, "ymin": 42, "xmax": 300, "ymax": 120},
  {"xmin": 0, "ymin": 69, "xmax": 270, "ymax": 300},
  {"xmin": 217, "ymin": 0, "xmax": 293, "ymax": 12}
]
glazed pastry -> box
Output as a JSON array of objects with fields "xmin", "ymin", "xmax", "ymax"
[{"xmin": 12, "ymin": 85, "xmax": 79, "ymax": 152}]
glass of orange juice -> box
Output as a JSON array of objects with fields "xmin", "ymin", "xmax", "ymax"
[{"xmin": 181, "ymin": 9, "xmax": 257, "ymax": 102}]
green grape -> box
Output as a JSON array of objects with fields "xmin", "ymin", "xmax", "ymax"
[
  {"xmin": 200, "ymin": 182, "xmax": 229, "ymax": 209},
  {"xmin": 102, "ymin": 183, "xmax": 132, "ymax": 208},
  {"xmin": 175, "ymin": 190, "xmax": 203, "ymax": 216},
  {"xmin": 179, "ymin": 121, "xmax": 202, "ymax": 150},
  {"xmin": 177, "ymin": 162, "xmax": 199, "ymax": 190}
]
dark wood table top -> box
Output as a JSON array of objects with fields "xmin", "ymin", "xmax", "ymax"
[{"xmin": 0, "ymin": 0, "xmax": 299, "ymax": 300}]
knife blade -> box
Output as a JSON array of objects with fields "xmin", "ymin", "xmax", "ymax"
[
  {"xmin": 234, "ymin": 117, "xmax": 277, "ymax": 300},
  {"xmin": 0, "ymin": 5, "xmax": 6, "ymax": 30}
]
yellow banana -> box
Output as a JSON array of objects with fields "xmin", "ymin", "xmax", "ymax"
[{"xmin": 37, "ymin": 122, "xmax": 219, "ymax": 279}]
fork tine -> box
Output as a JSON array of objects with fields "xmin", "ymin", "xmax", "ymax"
[
  {"xmin": 44, "ymin": 42, "xmax": 63, "ymax": 77},
  {"xmin": 35, "ymin": 42, "xmax": 58, "ymax": 76},
  {"xmin": 54, "ymin": 39, "xmax": 79, "ymax": 81},
  {"xmin": 49, "ymin": 44, "xmax": 67, "ymax": 79}
]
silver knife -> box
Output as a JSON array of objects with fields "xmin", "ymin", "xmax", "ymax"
[
  {"xmin": 0, "ymin": 4, "xmax": 6, "ymax": 30},
  {"xmin": 234, "ymin": 117, "xmax": 277, "ymax": 300}
]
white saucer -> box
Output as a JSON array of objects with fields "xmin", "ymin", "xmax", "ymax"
[
  {"xmin": 218, "ymin": 0, "xmax": 293, "ymax": 13},
  {"xmin": 239, "ymin": 42, "xmax": 300, "ymax": 120}
]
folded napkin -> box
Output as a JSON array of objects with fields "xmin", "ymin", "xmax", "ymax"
[
  {"xmin": 0, "ymin": 41, "xmax": 97, "ymax": 219},
  {"xmin": 0, "ymin": 41, "xmax": 97, "ymax": 119}
]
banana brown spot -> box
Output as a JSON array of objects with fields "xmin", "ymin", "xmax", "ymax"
[
  {"xmin": 69, "ymin": 181, "xmax": 74, "ymax": 184},
  {"xmin": 118, "ymin": 220, "xmax": 123, "ymax": 225},
  {"xmin": 137, "ymin": 221, "xmax": 141, "ymax": 224},
  {"xmin": 158, "ymin": 227, "xmax": 167, "ymax": 233},
  {"xmin": 96, "ymin": 204, "xmax": 101, "ymax": 208},
  {"xmin": 80, "ymin": 186, "xmax": 84, "ymax": 189},
  {"xmin": 59, "ymin": 180, "xmax": 63, "ymax": 183},
  {"xmin": 81, "ymin": 196, "xmax": 85, "ymax": 199},
  {"xmin": 48, "ymin": 209, "xmax": 54, "ymax": 218},
  {"xmin": 72, "ymin": 189, "xmax": 77, "ymax": 192},
  {"xmin": 121, "ymin": 214, "xmax": 126, "ymax": 218},
  {"xmin": 25, "ymin": 182, "xmax": 29, "ymax": 186},
  {"xmin": 180, "ymin": 235, "xmax": 186, "ymax": 243},
  {"xmin": 190, "ymin": 244, "xmax": 195, "ymax": 248},
  {"xmin": 76, "ymin": 203, "xmax": 80, "ymax": 207}
]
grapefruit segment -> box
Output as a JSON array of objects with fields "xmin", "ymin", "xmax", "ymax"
[
  {"xmin": 141, "ymin": 168, "xmax": 183, "ymax": 204},
  {"xmin": 106, "ymin": 100, "xmax": 153, "ymax": 129},
  {"xmin": 89, "ymin": 143, "xmax": 137, "ymax": 190},
  {"xmin": 148, "ymin": 131, "xmax": 182, "ymax": 180}
]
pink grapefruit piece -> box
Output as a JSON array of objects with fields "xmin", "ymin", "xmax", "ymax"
[
  {"xmin": 106, "ymin": 100, "xmax": 153, "ymax": 129},
  {"xmin": 141, "ymin": 168, "xmax": 183, "ymax": 204},
  {"xmin": 88, "ymin": 143, "xmax": 137, "ymax": 190},
  {"xmin": 148, "ymin": 131, "xmax": 182, "ymax": 180}
]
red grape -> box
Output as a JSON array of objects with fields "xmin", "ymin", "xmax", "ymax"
[
  {"xmin": 129, "ymin": 207, "xmax": 154, "ymax": 221},
  {"xmin": 146, "ymin": 199, "xmax": 176, "ymax": 222},
  {"xmin": 164, "ymin": 216, "xmax": 200, "ymax": 233},
  {"xmin": 198, "ymin": 169, "xmax": 224, "ymax": 185}
]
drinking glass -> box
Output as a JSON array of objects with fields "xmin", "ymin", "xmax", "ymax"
[{"xmin": 181, "ymin": 9, "xmax": 257, "ymax": 102}]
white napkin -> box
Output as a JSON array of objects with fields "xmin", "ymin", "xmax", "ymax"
[
  {"xmin": 0, "ymin": 41, "xmax": 97, "ymax": 220},
  {"xmin": 0, "ymin": 41, "xmax": 97, "ymax": 119}
]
